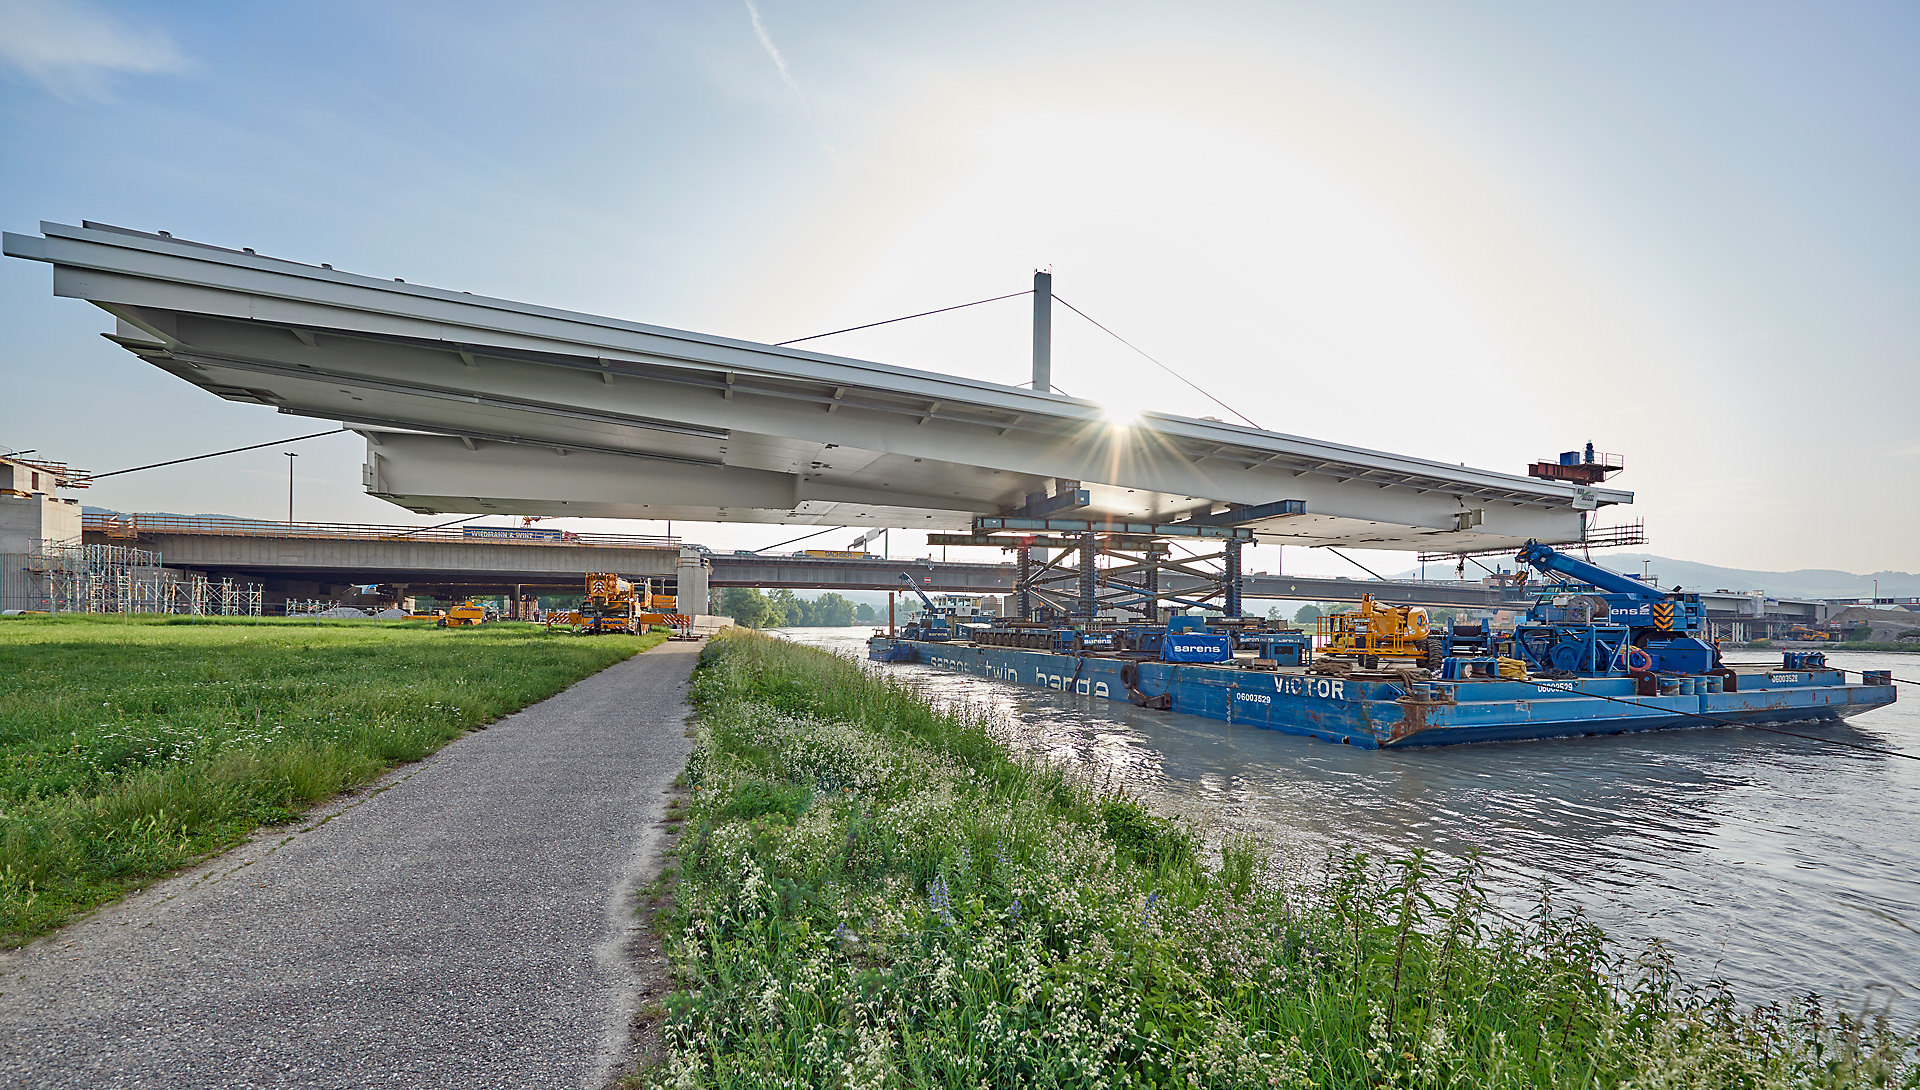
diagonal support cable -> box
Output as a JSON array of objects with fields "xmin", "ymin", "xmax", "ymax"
[
  {"xmin": 1051, "ymin": 296, "xmax": 1263, "ymax": 429},
  {"xmin": 776, "ymin": 291, "xmax": 1032, "ymax": 346},
  {"xmin": 89, "ymin": 429, "xmax": 349, "ymax": 480}
]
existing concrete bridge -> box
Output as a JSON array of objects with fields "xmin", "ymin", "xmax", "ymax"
[
  {"xmin": 85, "ymin": 514, "xmax": 681, "ymax": 603},
  {"xmin": 85, "ymin": 514, "xmax": 1518, "ymax": 609}
]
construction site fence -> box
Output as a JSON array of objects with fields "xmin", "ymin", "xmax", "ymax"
[{"xmin": 84, "ymin": 513, "xmax": 680, "ymax": 549}]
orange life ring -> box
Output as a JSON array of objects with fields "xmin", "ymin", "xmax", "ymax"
[{"xmin": 1620, "ymin": 646, "xmax": 1652, "ymax": 672}]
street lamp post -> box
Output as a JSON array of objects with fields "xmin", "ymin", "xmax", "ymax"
[{"xmin": 285, "ymin": 452, "xmax": 298, "ymax": 523}]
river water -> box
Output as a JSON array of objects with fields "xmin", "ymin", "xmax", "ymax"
[{"xmin": 776, "ymin": 627, "xmax": 1920, "ymax": 1018}]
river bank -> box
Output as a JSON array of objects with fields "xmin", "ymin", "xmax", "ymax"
[
  {"xmin": 644, "ymin": 631, "xmax": 1918, "ymax": 1086},
  {"xmin": 783, "ymin": 630, "xmax": 1920, "ymax": 1023},
  {"xmin": 1734, "ymin": 642, "xmax": 1920, "ymax": 653}
]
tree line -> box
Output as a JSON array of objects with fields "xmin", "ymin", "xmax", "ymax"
[{"xmin": 721, "ymin": 588, "xmax": 879, "ymax": 629}]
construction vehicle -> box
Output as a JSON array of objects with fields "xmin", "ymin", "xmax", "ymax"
[
  {"xmin": 437, "ymin": 600, "xmax": 490, "ymax": 627},
  {"xmin": 1499, "ymin": 540, "xmax": 1717, "ymax": 685},
  {"xmin": 1783, "ymin": 625, "xmax": 1835, "ymax": 642},
  {"xmin": 1317, "ymin": 595, "xmax": 1429, "ymax": 668},
  {"xmin": 896, "ymin": 572, "xmax": 953, "ymax": 641},
  {"xmin": 545, "ymin": 573, "xmax": 654, "ymax": 635}
]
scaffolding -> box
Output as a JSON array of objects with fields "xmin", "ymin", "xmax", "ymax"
[
  {"xmin": 27, "ymin": 541, "xmax": 261, "ymax": 617},
  {"xmin": 929, "ymin": 516, "xmax": 1261, "ymax": 624}
]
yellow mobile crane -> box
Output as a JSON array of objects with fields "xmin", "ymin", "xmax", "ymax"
[{"xmin": 546, "ymin": 573, "xmax": 686, "ymax": 635}]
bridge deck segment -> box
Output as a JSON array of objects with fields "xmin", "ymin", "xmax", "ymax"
[{"xmin": 7, "ymin": 221, "xmax": 1628, "ymax": 554}]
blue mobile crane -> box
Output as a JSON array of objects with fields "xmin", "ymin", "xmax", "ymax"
[
  {"xmin": 1506, "ymin": 540, "xmax": 1716, "ymax": 678},
  {"xmin": 896, "ymin": 572, "xmax": 954, "ymax": 641}
]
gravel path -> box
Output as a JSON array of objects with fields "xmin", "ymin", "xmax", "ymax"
[{"xmin": 0, "ymin": 640, "xmax": 702, "ymax": 1089}]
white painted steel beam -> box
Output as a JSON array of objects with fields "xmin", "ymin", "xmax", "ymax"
[{"xmin": 4, "ymin": 221, "xmax": 1632, "ymax": 551}]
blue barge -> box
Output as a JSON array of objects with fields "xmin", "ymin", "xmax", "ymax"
[
  {"xmin": 866, "ymin": 540, "xmax": 1896, "ymax": 748},
  {"xmin": 862, "ymin": 636, "xmax": 1895, "ymax": 748}
]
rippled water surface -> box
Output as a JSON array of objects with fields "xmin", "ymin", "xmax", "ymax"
[{"xmin": 777, "ymin": 628, "xmax": 1920, "ymax": 1016}]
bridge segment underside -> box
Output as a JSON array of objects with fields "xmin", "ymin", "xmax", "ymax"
[{"xmin": 7, "ymin": 221, "xmax": 1629, "ymax": 555}]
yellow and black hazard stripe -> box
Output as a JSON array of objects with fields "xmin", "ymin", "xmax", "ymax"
[{"xmin": 1653, "ymin": 602, "xmax": 1674, "ymax": 631}]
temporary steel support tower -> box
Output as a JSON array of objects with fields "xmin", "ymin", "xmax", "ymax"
[{"xmin": 930, "ymin": 513, "xmax": 1267, "ymax": 622}]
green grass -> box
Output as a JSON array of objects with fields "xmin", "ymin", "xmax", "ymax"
[
  {"xmin": 0, "ymin": 613, "xmax": 664, "ymax": 942},
  {"xmin": 648, "ymin": 631, "xmax": 1920, "ymax": 1088}
]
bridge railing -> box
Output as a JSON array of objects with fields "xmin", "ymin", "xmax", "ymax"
[{"xmin": 83, "ymin": 513, "xmax": 679, "ymax": 549}]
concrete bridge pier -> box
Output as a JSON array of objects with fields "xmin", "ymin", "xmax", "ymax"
[{"xmin": 676, "ymin": 548, "xmax": 710, "ymax": 616}]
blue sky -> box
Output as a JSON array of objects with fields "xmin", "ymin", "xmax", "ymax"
[{"xmin": 2, "ymin": 1, "xmax": 1914, "ymax": 576}]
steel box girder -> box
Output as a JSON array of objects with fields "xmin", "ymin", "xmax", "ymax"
[
  {"xmin": 975, "ymin": 516, "xmax": 1254, "ymax": 540},
  {"xmin": 927, "ymin": 532, "xmax": 1171, "ymax": 551},
  {"xmin": 1178, "ymin": 498, "xmax": 1307, "ymax": 525},
  {"xmin": 6, "ymin": 221, "xmax": 1628, "ymax": 549}
]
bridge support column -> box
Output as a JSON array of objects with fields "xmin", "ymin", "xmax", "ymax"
[
  {"xmin": 675, "ymin": 547, "xmax": 710, "ymax": 618},
  {"xmin": 1143, "ymin": 548, "xmax": 1160, "ymax": 622},
  {"xmin": 1016, "ymin": 545, "xmax": 1032, "ymax": 620},
  {"xmin": 1224, "ymin": 538, "xmax": 1244, "ymax": 619},
  {"xmin": 1079, "ymin": 531, "xmax": 1097, "ymax": 624}
]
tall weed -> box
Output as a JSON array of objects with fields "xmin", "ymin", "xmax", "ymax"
[{"xmin": 648, "ymin": 631, "xmax": 1920, "ymax": 1088}]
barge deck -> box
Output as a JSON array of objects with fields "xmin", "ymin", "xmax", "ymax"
[{"xmin": 865, "ymin": 637, "xmax": 1896, "ymax": 748}]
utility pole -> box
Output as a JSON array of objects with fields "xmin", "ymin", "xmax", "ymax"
[
  {"xmin": 1031, "ymin": 270, "xmax": 1052, "ymax": 393},
  {"xmin": 285, "ymin": 452, "xmax": 298, "ymax": 523}
]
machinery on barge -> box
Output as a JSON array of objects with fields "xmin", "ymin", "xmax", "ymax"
[{"xmin": 869, "ymin": 539, "xmax": 1896, "ymax": 748}]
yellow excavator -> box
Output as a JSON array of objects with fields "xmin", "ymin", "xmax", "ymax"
[{"xmin": 436, "ymin": 600, "xmax": 491, "ymax": 627}]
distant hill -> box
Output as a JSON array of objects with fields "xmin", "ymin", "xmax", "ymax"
[
  {"xmin": 83, "ymin": 507, "xmax": 243, "ymax": 519},
  {"xmin": 1393, "ymin": 552, "xmax": 1919, "ymax": 600}
]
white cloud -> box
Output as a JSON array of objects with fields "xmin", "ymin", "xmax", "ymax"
[
  {"xmin": 0, "ymin": 0, "xmax": 186, "ymax": 101},
  {"xmin": 742, "ymin": 0, "xmax": 839, "ymax": 165},
  {"xmin": 744, "ymin": 0, "xmax": 800, "ymax": 97}
]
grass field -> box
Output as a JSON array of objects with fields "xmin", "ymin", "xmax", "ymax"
[
  {"xmin": 647, "ymin": 631, "xmax": 1920, "ymax": 1088},
  {"xmin": 0, "ymin": 613, "xmax": 663, "ymax": 942}
]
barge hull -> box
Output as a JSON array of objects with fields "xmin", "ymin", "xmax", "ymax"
[{"xmin": 872, "ymin": 638, "xmax": 1896, "ymax": 749}]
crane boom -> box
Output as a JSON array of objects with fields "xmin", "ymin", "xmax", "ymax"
[
  {"xmin": 897, "ymin": 572, "xmax": 941, "ymax": 612},
  {"xmin": 1515, "ymin": 541, "xmax": 1660, "ymax": 599}
]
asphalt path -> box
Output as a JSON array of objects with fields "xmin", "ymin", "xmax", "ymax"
[{"xmin": 0, "ymin": 639, "xmax": 701, "ymax": 1089}]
